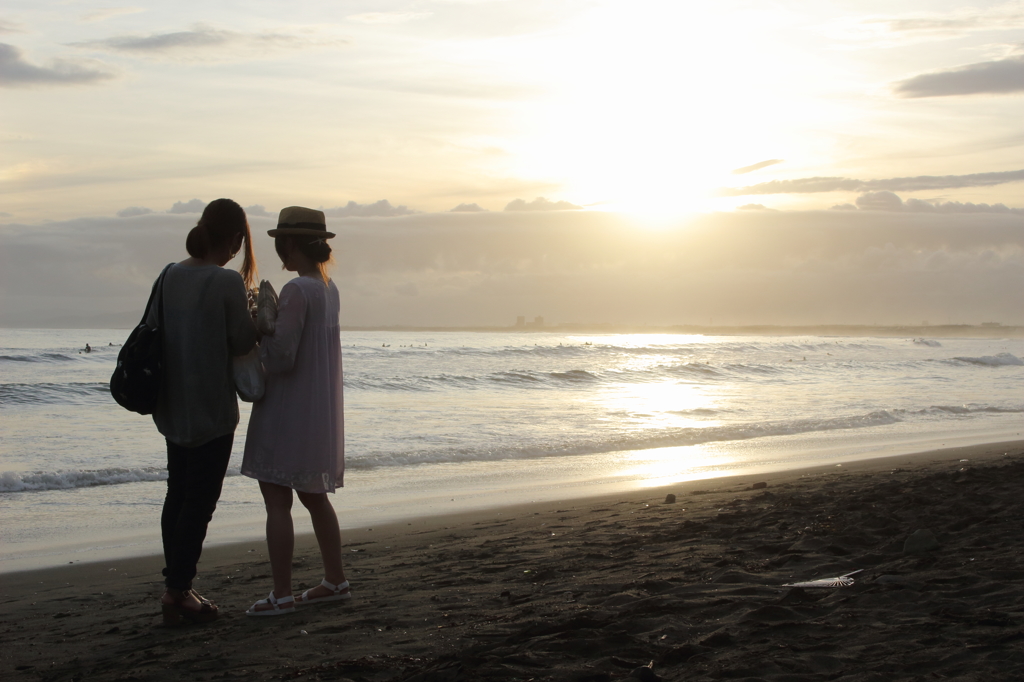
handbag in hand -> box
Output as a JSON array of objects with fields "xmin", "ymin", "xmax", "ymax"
[
  {"xmin": 233, "ymin": 346, "xmax": 265, "ymax": 402},
  {"xmin": 110, "ymin": 264, "xmax": 173, "ymax": 415},
  {"xmin": 256, "ymin": 279, "xmax": 278, "ymax": 336},
  {"xmin": 234, "ymin": 279, "xmax": 277, "ymax": 402}
]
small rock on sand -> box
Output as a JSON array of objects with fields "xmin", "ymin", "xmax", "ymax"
[
  {"xmin": 664, "ymin": 494, "xmax": 676, "ymax": 504},
  {"xmin": 903, "ymin": 529, "xmax": 939, "ymax": 554},
  {"xmin": 751, "ymin": 482, "xmax": 768, "ymax": 490}
]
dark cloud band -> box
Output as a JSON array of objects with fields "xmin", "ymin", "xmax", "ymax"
[
  {"xmin": 719, "ymin": 169, "xmax": 1024, "ymax": 196},
  {"xmin": 504, "ymin": 197, "xmax": 581, "ymax": 211},
  {"xmin": 895, "ymin": 55, "xmax": 1024, "ymax": 98},
  {"xmin": 322, "ymin": 200, "xmax": 416, "ymax": 218},
  {"xmin": 0, "ymin": 43, "xmax": 113, "ymax": 87},
  {"xmin": 82, "ymin": 29, "xmax": 232, "ymax": 53}
]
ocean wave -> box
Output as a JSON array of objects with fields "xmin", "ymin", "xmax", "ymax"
[
  {"xmin": 345, "ymin": 409, "xmax": 905, "ymax": 470},
  {"xmin": 666, "ymin": 407, "xmax": 721, "ymax": 416},
  {"xmin": 10, "ymin": 398, "xmax": 1015, "ymax": 489},
  {"xmin": 345, "ymin": 369, "xmax": 601, "ymax": 391},
  {"xmin": 0, "ymin": 467, "xmax": 242, "ymax": 493},
  {"xmin": 928, "ymin": 405, "xmax": 1024, "ymax": 415},
  {"xmin": 343, "ymin": 358, "xmax": 817, "ymax": 393},
  {"xmin": 0, "ymin": 352, "xmax": 79, "ymax": 363},
  {"xmin": 0, "ymin": 382, "xmax": 113, "ymax": 406},
  {"xmin": 348, "ymin": 339, "xmax": 886, "ymax": 362},
  {"xmin": 951, "ymin": 353, "xmax": 1023, "ymax": 367}
]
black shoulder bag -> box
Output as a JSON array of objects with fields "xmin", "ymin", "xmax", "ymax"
[{"xmin": 110, "ymin": 264, "xmax": 173, "ymax": 415}]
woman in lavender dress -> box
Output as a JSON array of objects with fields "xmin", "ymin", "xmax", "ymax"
[{"xmin": 241, "ymin": 206, "xmax": 348, "ymax": 616}]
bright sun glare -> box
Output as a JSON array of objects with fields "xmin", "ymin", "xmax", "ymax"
[{"xmin": 497, "ymin": 2, "xmax": 836, "ymax": 218}]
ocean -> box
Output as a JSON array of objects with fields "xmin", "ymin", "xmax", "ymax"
[{"xmin": 1, "ymin": 328, "xmax": 1022, "ymax": 572}]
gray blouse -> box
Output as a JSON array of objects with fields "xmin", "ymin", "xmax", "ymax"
[{"xmin": 147, "ymin": 263, "xmax": 256, "ymax": 448}]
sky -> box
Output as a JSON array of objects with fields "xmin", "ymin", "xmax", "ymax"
[{"xmin": 2, "ymin": 0, "xmax": 1023, "ymax": 327}]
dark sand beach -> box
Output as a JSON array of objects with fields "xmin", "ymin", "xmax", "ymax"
[{"xmin": 3, "ymin": 441, "xmax": 1024, "ymax": 682}]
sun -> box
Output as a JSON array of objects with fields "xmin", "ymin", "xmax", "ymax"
[{"xmin": 492, "ymin": 1, "xmax": 840, "ymax": 219}]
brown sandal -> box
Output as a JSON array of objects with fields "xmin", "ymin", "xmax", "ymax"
[{"xmin": 161, "ymin": 589, "xmax": 219, "ymax": 626}]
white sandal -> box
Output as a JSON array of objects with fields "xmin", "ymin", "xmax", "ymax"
[
  {"xmin": 297, "ymin": 579, "xmax": 351, "ymax": 605},
  {"xmin": 245, "ymin": 591, "xmax": 295, "ymax": 617}
]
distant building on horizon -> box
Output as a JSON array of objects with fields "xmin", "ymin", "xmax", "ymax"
[{"xmin": 514, "ymin": 315, "xmax": 544, "ymax": 328}]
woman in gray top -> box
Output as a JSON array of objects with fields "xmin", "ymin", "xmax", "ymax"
[{"xmin": 150, "ymin": 198, "xmax": 258, "ymax": 625}]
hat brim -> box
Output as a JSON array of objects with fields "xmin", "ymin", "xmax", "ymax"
[{"xmin": 267, "ymin": 228, "xmax": 336, "ymax": 238}]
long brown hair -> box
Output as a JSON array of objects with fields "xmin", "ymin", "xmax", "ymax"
[
  {"xmin": 185, "ymin": 199, "xmax": 258, "ymax": 289},
  {"xmin": 275, "ymin": 234, "xmax": 333, "ymax": 284}
]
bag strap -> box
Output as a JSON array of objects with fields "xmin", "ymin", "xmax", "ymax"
[
  {"xmin": 157, "ymin": 263, "xmax": 172, "ymax": 328},
  {"xmin": 140, "ymin": 264, "xmax": 174, "ymax": 327}
]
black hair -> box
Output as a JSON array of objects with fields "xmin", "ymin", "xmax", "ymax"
[
  {"xmin": 185, "ymin": 199, "xmax": 258, "ymax": 289},
  {"xmin": 275, "ymin": 234, "xmax": 333, "ymax": 283}
]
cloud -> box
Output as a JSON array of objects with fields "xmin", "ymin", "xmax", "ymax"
[
  {"xmin": 81, "ymin": 7, "xmax": 144, "ymax": 23},
  {"xmin": 504, "ymin": 197, "xmax": 582, "ymax": 211},
  {"xmin": 827, "ymin": 6, "xmax": 1024, "ymax": 44},
  {"xmin": 244, "ymin": 204, "xmax": 274, "ymax": 218},
  {"xmin": 719, "ymin": 169, "xmax": 1024, "ymax": 196},
  {"xmin": 907, "ymin": 199, "xmax": 1023, "ymax": 214},
  {"xmin": 737, "ymin": 204, "xmax": 776, "ymax": 211},
  {"xmin": 830, "ymin": 203, "xmax": 858, "ymax": 211},
  {"xmin": 0, "ymin": 20, "xmax": 24, "ymax": 34},
  {"xmin": 76, "ymin": 27, "xmax": 233, "ymax": 53},
  {"xmin": 71, "ymin": 24, "xmax": 344, "ymax": 59},
  {"xmin": 450, "ymin": 203, "xmax": 487, "ymax": 212},
  {"xmin": 4, "ymin": 210, "xmax": 1024, "ymax": 328},
  {"xmin": 856, "ymin": 191, "xmax": 904, "ymax": 211},
  {"xmin": 116, "ymin": 206, "xmax": 152, "ymax": 218},
  {"xmin": 347, "ymin": 12, "xmax": 431, "ymax": 24},
  {"xmin": 732, "ymin": 159, "xmax": 784, "ymax": 175},
  {"xmin": 0, "ymin": 43, "xmax": 114, "ymax": 88},
  {"xmin": 853, "ymin": 192, "xmax": 1024, "ymax": 214},
  {"xmin": 321, "ymin": 200, "xmax": 417, "ymax": 218},
  {"xmin": 895, "ymin": 54, "xmax": 1024, "ymax": 98},
  {"xmin": 168, "ymin": 199, "xmax": 205, "ymax": 214}
]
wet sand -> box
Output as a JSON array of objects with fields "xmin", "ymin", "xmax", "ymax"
[{"xmin": 3, "ymin": 441, "xmax": 1024, "ymax": 682}]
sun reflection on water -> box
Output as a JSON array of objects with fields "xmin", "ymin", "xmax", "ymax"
[
  {"xmin": 616, "ymin": 445, "xmax": 739, "ymax": 488},
  {"xmin": 596, "ymin": 379, "xmax": 721, "ymax": 431}
]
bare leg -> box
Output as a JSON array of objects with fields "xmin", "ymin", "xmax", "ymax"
[
  {"xmin": 297, "ymin": 491, "xmax": 348, "ymax": 598},
  {"xmin": 254, "ymin": 481, "xmax": 295, "ymax": 612}
]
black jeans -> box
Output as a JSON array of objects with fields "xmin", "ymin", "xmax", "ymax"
[{"xmin": 161, "ymin": 433, "xmax": 233, "ymax": 590}]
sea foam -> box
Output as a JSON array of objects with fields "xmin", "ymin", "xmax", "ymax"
[{"xmin": 0, "ymin": 467, "xmax": 242, "ymax": 492}]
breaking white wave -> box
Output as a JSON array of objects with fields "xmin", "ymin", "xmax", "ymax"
[
  {"xmin": 345, "ymin": 409, "xmax": 906, "ymax": 470},
  {"xmin": 929, "ymin": 405, "xmax": 1024, "ymax": 415},
  {"xmin": 0, "ymin": 467, "xmax": 242, "ymax": 493},
  {"xmin": 952, "ymin": 353, "xmax": 1023, "ymax": 367},
  {"xmin": 0, "ymin": 382, "xmax": 112, "ymax": 406}
]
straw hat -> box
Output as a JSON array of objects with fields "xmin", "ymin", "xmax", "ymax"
[{"xmin": 267, "ymin": 206, "xmax": 335, "ymax": 238}]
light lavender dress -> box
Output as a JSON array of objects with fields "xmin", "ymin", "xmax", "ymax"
[{"xmin": 241, "ymin": 276, "xmax": 344, "ymax": 493}]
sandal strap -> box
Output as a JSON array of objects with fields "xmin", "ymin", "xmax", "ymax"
[
  {"xmin": 320, "ymin": 579, "xmax": 349, "ymax": 594},
  {"xmin": 189, "ymin": 590, "xmax": 214, "ymax": 606},
  {"xmin": 249, "ymin": 591, "xmax": 295, "ymax": 612},
  {"xmin": 167, "ymin": 588, "xmax": 217, "ymax": 614},
  {"xmin": 253, "ymin": 591, "xmax": 279, "ymax": 608}
]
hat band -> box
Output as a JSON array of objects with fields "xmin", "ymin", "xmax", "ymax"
[{"xmin": 277, "ymin": 222, "xmax": 326, "ymax": 230}]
